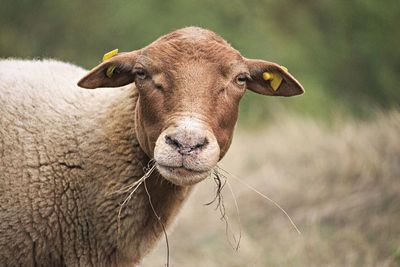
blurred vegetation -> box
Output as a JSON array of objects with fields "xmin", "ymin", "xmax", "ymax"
[{"xmin": 1, "ymin": 0, "xmax": 399, "ymax": 124}]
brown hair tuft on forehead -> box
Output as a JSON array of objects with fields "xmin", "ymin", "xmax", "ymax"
[
  {"xmin": 155, "ymin": 26, "xmax": 230, "ymax": 46},
  {"xmin": 143, "ymin": 27, "xmax": 241, "ymax": 66}
]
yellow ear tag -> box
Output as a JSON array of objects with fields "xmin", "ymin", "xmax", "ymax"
[
  {"xmin": 106, "ymin": 65, "xmax": 116, "ymax": 78},
  {"xmin": 102, "ymin": 49, "xmax": 119, "ymax": 78},
  {"xmin": 262, "ymin": 66, "xmax": 288, "ymax": 91},
  {"xmin": 102, "ymin": 48, "xmax": 119, "ymax": 62}
]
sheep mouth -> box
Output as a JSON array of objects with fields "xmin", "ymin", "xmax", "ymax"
[{"xmin": 156, "ymin": 164, "xmax": 211, "ymax": 186}]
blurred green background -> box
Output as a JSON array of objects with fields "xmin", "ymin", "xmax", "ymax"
[{"xmin": 1, "ymin": 0, "xmax": 399, "ymax": 124}]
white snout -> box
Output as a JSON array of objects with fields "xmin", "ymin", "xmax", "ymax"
[{"xmin": 154, "ymin": 117, "xmax": 220, "ymax": 186}]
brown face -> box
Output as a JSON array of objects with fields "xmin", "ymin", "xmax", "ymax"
[{"xmin": 78, "ymin": 27, "xmax": 304, "ymax": 186}]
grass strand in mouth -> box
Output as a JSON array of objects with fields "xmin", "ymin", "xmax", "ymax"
[
  {"xmin": 225, "ymin": 177, "xmax": 242, "ymax": 251},
  {"xmin": 206, "ymin": 169, "xmax": 242, "ymax": 251},
  {"xmin": 214, "ymin": 169, "xmax": 243, "ymax": 251},
  {"xmin": 117, "ymin": 161, "xmax": 157, "ymax": 236},
  {"xmin": 216, "ymin": 165, "xmax": 301, "ymax": 235},
  {"xmin": 205, "ymin": 170, "xmax": 227, "ymax": 207},
  {"xmin": 143, "ymin": 177, "xmax": 170, "ymax": 267},
  {"xmin": 110, "ymin": 159, "xmax": 156, "ymax": 196}
]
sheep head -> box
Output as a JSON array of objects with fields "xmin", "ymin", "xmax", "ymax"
[{"xmin": 78, "ymin": 27, "xmax": 304, "ymax": 186}]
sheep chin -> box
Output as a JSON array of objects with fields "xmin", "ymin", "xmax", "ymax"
[{"xmin": 156, "ymin": 164, "xmax": 211, "ymax": 186}]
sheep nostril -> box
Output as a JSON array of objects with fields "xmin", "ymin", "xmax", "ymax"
[
  {"xmin": 165, "ymin": 135, "xmax": 208, "ymax": 155},
  {"xmin": 165, "ymin": 135, "xmax": 182, "ymax": 149},
  {"xmin": 195, "ymin": 138, "xmax": 208, "ymax": 149},
  {"xmin": 189, "ymin": 137, "xmax": 208, "ymax": 152}
]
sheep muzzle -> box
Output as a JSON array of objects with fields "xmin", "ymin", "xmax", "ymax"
[{"xmin": 154, "ymin": 117, "xmax": 220, "ymax": 186}]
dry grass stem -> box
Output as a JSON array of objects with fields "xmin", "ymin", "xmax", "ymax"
[
  {"xmin": 225, "ymin": 178, "xmax": 242, "ymax": 251},
  {"xmin": 117, "ymin": 163, "xmax": 157, "ymax": 235},
  {"xmin": 143, "ymin": 177, "xmax": 170, "ymax": 267},
  {"xmin": 207, "ymin": 170, "xmax": 242, "ymax": 250},
  {"xmin": 217, "ymin": 165, "xmax": 301, "ymax": 235}
]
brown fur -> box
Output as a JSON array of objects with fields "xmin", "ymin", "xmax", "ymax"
[{"xmin": 0, "ymin": 27, "xmax": 303, "ymax": 266}]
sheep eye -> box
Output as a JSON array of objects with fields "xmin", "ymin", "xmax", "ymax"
[
  {"xmin": 235, "ymin": 74, "xmax": 248, "ymax": 86},
  {"xmin": 134, "ymin": 69, "xmax": 147, "ymax": 80}
]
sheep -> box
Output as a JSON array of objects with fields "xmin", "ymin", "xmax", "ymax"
[{"xmin": 0, "ymin": 27, "xmax": 304, "ymax": 266}]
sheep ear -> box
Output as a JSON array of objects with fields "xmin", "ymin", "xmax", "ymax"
[
  {"xmin": 77, "ymin": 51, "xmax": 139, "ymax": 89},
  {"xmin": 245, "ymin": 59, "xmax": 304, "ymax": 96}
]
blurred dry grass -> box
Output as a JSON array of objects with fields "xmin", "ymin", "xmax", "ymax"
[{"xmin": 143, "ymin": 110, "xmax": 400, "ymax": 267}]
